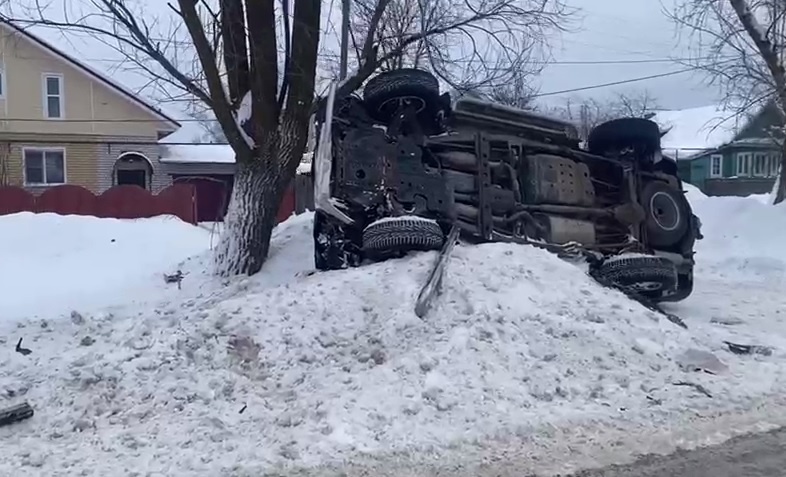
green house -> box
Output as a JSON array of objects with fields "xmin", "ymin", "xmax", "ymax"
[{"xmin": 657, "ymin": 102, "xmax": 782, "ymax": 197}]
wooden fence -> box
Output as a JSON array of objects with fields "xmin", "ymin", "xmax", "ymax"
[
  {"xmin": 0, "ymin": 184, "xmax": 198, "ymax": 224},
  {"xmin": 0, "ymin": 174, "xmax": 317, "ymax": 225}
]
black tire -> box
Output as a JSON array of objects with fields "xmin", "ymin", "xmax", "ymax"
[
  {"xmin": 594, "ymin": 254, "xmax": 678, "ymax": 299},
  {"xmin": 313, "ymin": 210, "xmax": 363, "ymax": 271},
  {"xmin": 363, "ymin": 69, "xmax": 440, "ymax": 122},
  {"xmin": 587, "ymin": 118, "xmax": 662, "ymax": 156},
  {"xmin": 659, "ymin": 271, "xmax": 694, "ymax": 302},
  {"xmin": 363, "ymin": 217, "xmax": 445, "ymax": 254},
  {"xmin": 641, "ymin": 180, "xmax": 691, "ymax": 248}
]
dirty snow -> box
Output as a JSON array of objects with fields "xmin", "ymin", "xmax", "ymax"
[{"xmin": 3, "ymin": 194, "xmax": 786, "ymax": 475}]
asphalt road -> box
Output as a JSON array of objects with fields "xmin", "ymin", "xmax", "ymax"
[{"xmin": 568, "ymin": 427, "xmax": 786, "ymax": 477}]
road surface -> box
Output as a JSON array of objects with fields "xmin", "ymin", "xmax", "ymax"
[{"xmin": 570, "ymin": 427, "xmax": 786, "ymax": 476}]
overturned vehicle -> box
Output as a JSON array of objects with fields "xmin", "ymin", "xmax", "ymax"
[{"xmin": 311, "ymin": 69, "xmax": 702, "ymax": 303}]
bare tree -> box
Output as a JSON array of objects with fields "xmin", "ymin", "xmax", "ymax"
[
  {"xmin": 347, "ymin": 0, "xmax": 572, "ymax": 92},
  {"xmin": 667, "ymin": 0, "xmax": 786, "ymax": 203},
  {"xmin": 552, "ymin": 90, "xmax": 660, "ymax": 141},
  {"xmin": 486, "ymin": 72, "xmax": 537, "ymax": 109},
  {"xmin": 6, "ymin": 0, "xmax": 571, "ymax": 275}
]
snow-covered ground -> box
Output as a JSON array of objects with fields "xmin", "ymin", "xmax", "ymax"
[
  {"xmin": 2, "ymin": 192, "xmax": 786, "ymax": 476},
  {"xmin": 0, "ymin": 213, "xmax": 215, "ymax": 323}
]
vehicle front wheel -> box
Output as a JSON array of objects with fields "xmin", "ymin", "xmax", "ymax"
[
  {"xmin": 362, "ymin": 216, "xmax": 445, "ymax": 258},
  {"xmin": 592, "ymin": 253, "xmax": 678, "ymax": 300}
]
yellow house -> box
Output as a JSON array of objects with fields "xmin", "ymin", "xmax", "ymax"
[{"xmin": 0, "ymin": 19, "xmax": 180, "ymax": 193}]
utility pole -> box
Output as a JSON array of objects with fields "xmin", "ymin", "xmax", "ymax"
[{"xmin": 339, "ymin": 0, "xmax": 350, "ymax": 80}]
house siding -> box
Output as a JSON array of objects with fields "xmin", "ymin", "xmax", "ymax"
[
  {"xmin": 0, "ymin": 133, "xmax": 99, "ymax": 192},
  {"xmin": 0, "ymin": 23, "xmax": 181, "ymax": 196},
  {"xmin": 0, "ymin": 23, "xmax": 176, "ymax": 138},
  {"xmin": 689, "ymin": 157, "xmax": 709, "ymax": 190},
  {"xmin": 686, "ymin": 143, "xmax": 781, "ymax": 196}
]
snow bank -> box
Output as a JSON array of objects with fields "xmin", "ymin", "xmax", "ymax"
[
  {"xmin": 4, "ymin": 211, "xmax": 786, "ymax": 476},
  {"xmin": 689, "ymin": 193, "xmax": 786, "ymax": 280},
  {"xmin": 682, "ymin": 182, "xmax": 708, "ymax": 203},
  {"xmin": 0, "ymin": 213, "xmax": 213, "ymax": 322},
  {"xmin": 5, "ymin": 197, "xmax": 786, "ymax": 475}
]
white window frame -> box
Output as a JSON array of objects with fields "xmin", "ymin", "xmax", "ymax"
[
  {"xmin": 771, "ymin": 153, "xmax": 783, "ymax": 177},
  {"xmin": 753, "ymin": 152, "xmax": 768, "ymax": 177},
  {"xmin": 42, "ymin": 73, "xmax": 64, "ymax": 119},
  {"xmin": 22, "ymin": 147, "xmax": 67, "ymax": 186},
  {"xmin": 709, "ymin": 154, "xmax": 722, "ymax": 178},
  {"xmin": 736, "ymin": 152, "xmax": 752, "ymax": 177}
]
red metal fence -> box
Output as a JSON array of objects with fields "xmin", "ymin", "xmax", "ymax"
[
  {"xmin": 0, "ymin": 184, "xmax": 198, "ymax": 224},
  {"xmin": 0, "ymin": 181, "xmax": 308, "ymax": 225}
]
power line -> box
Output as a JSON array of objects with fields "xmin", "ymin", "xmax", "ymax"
[
  {"xmin": 0, "ymin": 68, "xmax": 702, "ymax": 123},
  {"xmin": 534, "ymin": 68, "xmax": 697, "ymax": 97}
]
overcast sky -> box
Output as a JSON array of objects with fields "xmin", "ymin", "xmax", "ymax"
[{"xmin": 15, "ymin": 0, "xmax": 721, "ymax": 130}]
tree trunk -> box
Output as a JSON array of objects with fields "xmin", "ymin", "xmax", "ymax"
[
  {"xmin": 774, "ymin": 141, "xmax": 786, "ymax": 204},
  {"xmin": 214, "ymin": 157, "xmax": 290, "ymax": 276}
]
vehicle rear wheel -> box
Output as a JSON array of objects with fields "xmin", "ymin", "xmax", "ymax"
[
  {"xmin": 363, "ymin": 217, "xmax": 445, "ymax": 255},
  {"xmin": 641, "ymin": 180, "xmax": 691, "ymax": 247},
  {"xmin": 593, "ymin": 254, "xmax": 678, "ymax": 299},
  {"xmin": 587, "ymin": 117, "xmax": 662, "ymax": 156},
  {"xmin": 363, "ymin": 69, "xmax": 441, "ymax": 123}
]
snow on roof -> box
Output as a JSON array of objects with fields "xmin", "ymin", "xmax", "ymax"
[
  {"xmin": 654, "ymin": 105, "xmax": 741, "ymax": 160},
  {"xmin": 161, "ymin": 144, "xmax": 313, "ymax": 174},
  {"xmin": 0, "ymin": 20, "xmax": 180, "ymax": 130},
  {"xmin": 160, "ymin": 144, "xmax": 236, "ymax": 164}
]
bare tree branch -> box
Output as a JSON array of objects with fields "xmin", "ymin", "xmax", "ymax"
[
  {"xmin": 666, "ymin": 0, "xmax": 786, "ymax": 203},
  {"xmin": 550, "ymin": 91, "xmax": 661, "ymax": 142}
]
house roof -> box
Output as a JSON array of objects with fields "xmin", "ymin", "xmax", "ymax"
[
  {"xmin": 654, "ymin": 104, "xmax": 741, "ymax": 160},
  {"xmin": 161, "ymin": 144, "xmax": 313, "ymax": 173},
  {"xmin": 0, "ymin": 19, "xmax": 181, "ymax": 130}
]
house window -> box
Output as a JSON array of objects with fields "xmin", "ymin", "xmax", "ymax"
[
  {"xmin": 23, "ymin": 148, "xmax": 65, "ymax": 185},
  {"xmin": 0, "ymin": 67, "xmax": 5, "ymax": 98},
  {"xmin": 754, "ymin": 153, "xmax": 768, "ymax": 177},
  {"xmin": 709, "ymin": 154, "xmax": 722, "ymax": 178},
  {"xmin": 43, "ymin": 74, "xmax": 63, "ymax": 119},
  {"xmin": 769, "ymin": 153, "xmax": 783, "ymax": 177},
  {"xmin": 736, "ymin": 152, "xmax": 752, "ymax": 176}
]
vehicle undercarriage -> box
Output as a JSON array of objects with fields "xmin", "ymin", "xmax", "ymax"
[{"xmin": 311, "ymin": 69, "xmax": 702, "ymax": 305}]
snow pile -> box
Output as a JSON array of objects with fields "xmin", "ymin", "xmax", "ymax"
[
  {"xmin": 690, "ymin": 194, "xmax": 786, "ymax": 280},
  {"xmin": 682, "ymin": 182, "xmax": 708, "ymax": 203},
  {"xmin": 5, "ymin": 201, "xmax": 786, "ymax": 475},
  {"xmin": 0, "ymin": 213, "xmax": 213, "ymax": 323},
  {"xmin": 4, "ymin": 212, "xmax": 786, "ymax": 476},
  {"xmin": 655, "ymin": 105, "xmax": 739, "ymax": 159}
]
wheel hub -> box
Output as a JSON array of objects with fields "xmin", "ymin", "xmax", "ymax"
[
  {"xmin": 379, "ymin": 96, "xmax": 426, "ymax": 115},
  {"xmin": 649, "ymin": 191, "xmax": 681, "ymax": 231}
]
